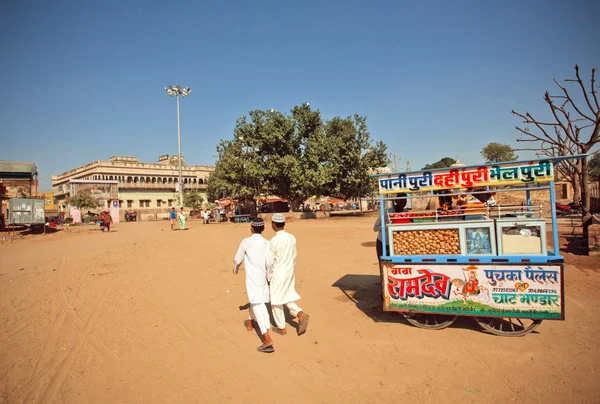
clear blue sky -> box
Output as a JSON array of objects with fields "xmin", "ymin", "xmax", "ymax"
[{"xmin": 1, "ymin": 0, "xmax": 598, "ymax": 191}]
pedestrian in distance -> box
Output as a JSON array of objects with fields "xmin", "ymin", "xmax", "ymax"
[{"xmin": 170, "ymin": 207, "xmax": 177, "ymax": 231}]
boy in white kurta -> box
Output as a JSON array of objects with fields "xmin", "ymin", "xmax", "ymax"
[
  {"xmin": 233, "ymin": 218, "xmax": 274, "ymax": 353},
  {"xmin": 268, "ymin": 213, "xmax": 310, "ymax": 336}
]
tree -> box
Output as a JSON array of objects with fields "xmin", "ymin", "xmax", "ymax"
[
  {"xmin": 588, "ymin": 152, "xmax": 600, "ymax": 180},
  {"xmin": 207, "ymin": 104, "xmax": 389, "ymax": 210},
  {"xmin": 183, "ymin": 190, "xmax": 205, "ymax": 210},
  {"xmin": 69, "ymin": 189, "xmax": 101, "ymax": 210},
  {"xmin": 422, "ymin": 157, "xmax": 456, "ymax": 170},
  {"xmin": 513, "ymin": 64, "xmax": 600, "ymax": 236},
  {"xmin": 321, "ymin": 114, "xmax": 388, "ymax": 201},
  {"xmin": 481, "ymin": 142, "xmax": 518, "ymax": 163},
  {"xmin": 388, "ymin": 153, "xmax": 402, "ymax": 172}
]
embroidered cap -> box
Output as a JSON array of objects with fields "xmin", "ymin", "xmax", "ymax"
[
  {"xmin": 271, "ymin": 213, "xmax": 285, "ymax": 223},
  {"xmin": 251, "ymin": 218, "xmax": 265, "ymax": 227}
]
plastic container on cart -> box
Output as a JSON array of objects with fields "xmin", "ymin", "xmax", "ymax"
[
  {"xmin": 437, "ymin": 211, "xmax": 464, "ymax": 222},
  {"xmin": 412, "ymin": 217, "xmax": 436, "ymax": 223},
  {"xmin": 438, "ymin": 215, "xmax": 464, "ymax": 222},
  {"xmin": 389, "ymin": 213, "xmax": 411, "ymax": 224}
]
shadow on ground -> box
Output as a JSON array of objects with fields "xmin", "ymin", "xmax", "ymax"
[
  {"xmin": 560, "ymin": 235, "xmax": 588, "ymax": 256},
  {"xmin": 332, "ymin": 274, "xmax": 514, "ymax": 335}
]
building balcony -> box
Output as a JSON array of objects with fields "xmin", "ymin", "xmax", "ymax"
[{"xmin": 118, "ymin": 182, "xmax": 208, "ymax": 190}]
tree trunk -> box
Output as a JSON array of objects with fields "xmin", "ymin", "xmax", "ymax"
[
  {"xmin": 290, "ymin": 196, "xmax": 304, "ymax": 212},
  {"xmin": 572, "ymin": 175, "xmax": 580, "ymax": 202},
  {"xmin": 581, "ymin": 157, "xmax": 592, "ymax": 239}
]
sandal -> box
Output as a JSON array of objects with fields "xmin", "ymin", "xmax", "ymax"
[
  {"xmin": 257, "ymin": 344, "xmax": 274, "ymax": 353},
  {"xmin": 272, "ymin": 327, "xmax": 287, "ymax": 335},
  {"xmin": 298, "ymin": 314, "xmax": 310, "ymax": 336}
]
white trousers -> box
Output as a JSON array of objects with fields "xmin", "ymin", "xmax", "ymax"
[
  {"xmin": 248, "ymin": 303, "xmax": 270, "ymax": 335},
  {"xmin": 272, "ymin": 301, "xmax": 302, "ymax": 329}
]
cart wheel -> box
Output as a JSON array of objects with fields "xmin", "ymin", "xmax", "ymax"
[
  {"xmin": 402, "ymin": 313, "xmax": 457, "ymax": 330},
  {"xmin": 474, "ymin": 317, "xmax": 542, "ymax": 337}
]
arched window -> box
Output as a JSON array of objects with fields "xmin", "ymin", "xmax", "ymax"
[
  {"xmin": 109, "ymin": 176, "xmax": 113, "ymax": 180},
  {"xmin": 157, "ymin": 177, "xmax": 162, "ymax": 183},
  {"xmin": 146, "ymin": 177, "xmax": 151, "ymax": 183},
  {"xmin": 152, "ymin": 177, "xmax": 156, "ymax": 183},
  {"xmin": 163, "ymin": 177, "xmax": 167, "ymax": 183},
  {"xmin": 134, "ymin": 177, "xmax": 139, "ymax": 183},
  {"xmin": 140, "ymin": 177, "xmax": 145, "ymax": 183},
  {"xmin": 193, "ymin": 179, "xmax": 197, "ymax": 184},
  {"xmin": 168, "ymin": 178, "xmax": 173, "ymax": 183},
  {"xmin": 127, "ymin": 176, "xmax": 133, "ymax": 183}
]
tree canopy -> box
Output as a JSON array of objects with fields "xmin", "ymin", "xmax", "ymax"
[
  {"xmin": 183, "ymin": 190, "xmax": 205, "ymax": 210},
  {"xmin": 589, "ymin": 153, "xmax": 600, "ymax": 180},
  {"xmin": 481, "ymin": 142, "xmax": 518, "ymax": 163},
  {"xmin": 207, "ymin": 104, "xmax": 388, "ymax": 208},
  {"xmin": 513, "ymin": 64, "xmax": 600, "ymax": 229},
  {"xmin": 69, "ymin": 189, "xmax": 101, "ymax": 210},
  {"xmin": 421, "ymin": 157, "xmax": 456, "ymax": 170}
]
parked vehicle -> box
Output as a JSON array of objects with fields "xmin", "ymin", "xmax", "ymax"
[
  {"xmin": 555, "ymin": 200, "xmax": 581, "ymax": 216},
  {"xmin": 125, "ymin": 211, "xmax": 137, "ymax": 222}
]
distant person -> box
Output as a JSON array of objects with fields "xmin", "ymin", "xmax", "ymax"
[
  {"xmin": 233, "ymin": 218, "xmax": 274, "ymax": 353},
  {"xmin": 170, "ymin": 207, "xmax": 177, "ymax": 231},
  {"xmin": 202, "ymin": 209, "xmax": 210, "ymax": 224},
  {"xmin": 104, "ymin": 211, "xmax": 113, "ymax": 232},
  {"xmin": 268, "ymin": 213, "xmax": 310, "ymax": 336},
  {"xmin": 178, "ymin": 207, "xmax": 186, "ymax": 230}
]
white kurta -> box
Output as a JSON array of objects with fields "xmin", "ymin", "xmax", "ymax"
[
  {"xmin": 268, "ymin": 230, "xmax": 301, "ymax": 305},
  {"xmin": 233, "ymin": 234, "xmax": 271, "ymax": 304}
]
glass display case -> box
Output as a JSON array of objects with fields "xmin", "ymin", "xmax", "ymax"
[
  {"xmin": 387, "ymin": 220, "xmax": 496, "ymax": 257},
  {"xmin": 495, "ymin": 219, "xmax": 547, "ymax": 256}
]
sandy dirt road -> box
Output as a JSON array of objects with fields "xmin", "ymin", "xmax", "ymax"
[{"xmin": 1, "ymin": 216, "xmax": 599, "ymax": 404}]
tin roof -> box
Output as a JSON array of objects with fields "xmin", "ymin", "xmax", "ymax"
[{"xmin": 0, "ymin": 161, "xmax": 38, "ymax": 178}]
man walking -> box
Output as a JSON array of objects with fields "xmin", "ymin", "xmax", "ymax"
[
  {"xmin": 170, "ymin": 207, "xmax": 177, "ymax": 231},
  {"xmin": 233, "ymin": 218, "xmax": 275, "ymax": 353},
  {"xmin": 268, "ymin": 213, "xmax": 310, "ymax": 336}
]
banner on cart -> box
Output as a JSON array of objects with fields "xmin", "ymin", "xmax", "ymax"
[
  {"xmin": 377, "ymin": 160, "xmax": 554, "ymax": 194},
  {"xmin": 382, "ymin": 263, "xmax": 563, "ymax": 319}
]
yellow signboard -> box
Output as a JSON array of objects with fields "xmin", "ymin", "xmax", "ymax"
[{"xmin": 43, "ymin": 193, "xmax": 56, "ymax": 210}]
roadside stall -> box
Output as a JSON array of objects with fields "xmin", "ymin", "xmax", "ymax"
[{"xmin": 373, "ymin": 156, "xmax": 580, "ymax": 336}]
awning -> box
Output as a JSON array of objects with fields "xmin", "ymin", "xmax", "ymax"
[
  {"xmin": 217, "ymin": 198, "xmax": 232, "ymax": 207},
  {"xmin": 0, "ymin": 161, "xmax": 38, "ymax": 179},
  {"xmin": 261, "ymin": 197, "xmax": 288, "ymax": 203}
]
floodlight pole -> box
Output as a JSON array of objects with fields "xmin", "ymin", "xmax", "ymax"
[
  {"xmin": 176, "ymin": 93, "xmax": 183, "ymax": 207},
  {"xmin": 164, "ymin": 85, "xmax": 191, "ymax": 207}
]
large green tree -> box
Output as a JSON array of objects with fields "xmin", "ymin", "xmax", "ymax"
[
  {"xmin": 183, "ymin": 190, "xmax": 205, "ymax": 210},
  {"xmin": 207, "ymin": 104, "xmax": 388, "ymax": 209},
  {"xmin": 481, "ymin": 142, "xmax": 518, "ymax": 163},
  {"xmin": 422, "ymin": 157, "xmax": 456, "ymax": 170},
  {"xmin": 69, "ymin": 189, "xmax": 101, "ymax": 210}
]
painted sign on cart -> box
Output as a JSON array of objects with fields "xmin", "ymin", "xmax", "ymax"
[
  {"xmin": 377, "ymin": 160, "xmax": 554, "ymax": 194},
  {"xmin": 382, "ymin": 263, "xmax": 563, "ymax": 319}
]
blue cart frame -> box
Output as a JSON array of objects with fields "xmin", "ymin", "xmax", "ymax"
[{"xmin": 372, "ymin": 155, "xmax": 584, "ymax": 336}]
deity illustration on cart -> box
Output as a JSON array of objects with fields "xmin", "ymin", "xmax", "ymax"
[{"xmin": 383, "ymin": 264, "xmax": 563, "ymax": 319}]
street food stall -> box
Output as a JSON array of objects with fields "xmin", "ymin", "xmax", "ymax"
[{"xmin": 373, "ymin": 156, "xmax": 581, "ymax": 336}]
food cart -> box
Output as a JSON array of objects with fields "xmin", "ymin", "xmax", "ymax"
[{"xmin": 374, "ymin": 156, "xmax": 581, "ymax": 336}]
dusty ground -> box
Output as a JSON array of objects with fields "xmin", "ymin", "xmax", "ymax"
[{"xmin": 1, "ymin": 215, "xmax": 599, "ymax": 404}]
